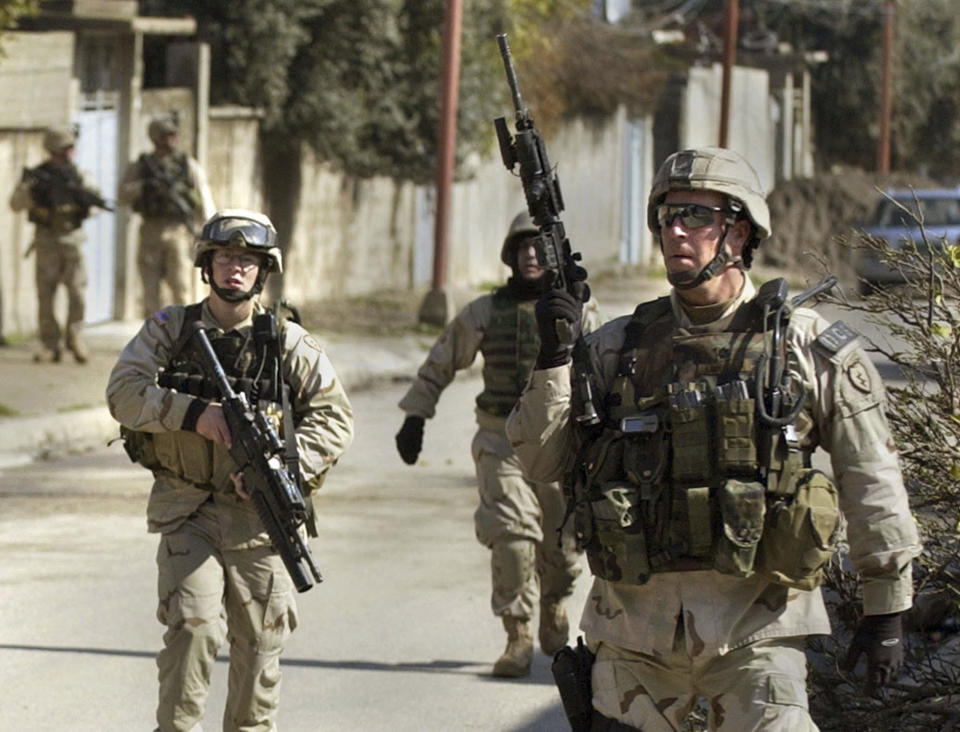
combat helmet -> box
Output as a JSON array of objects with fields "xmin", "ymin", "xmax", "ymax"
[
  {"xmin": 500, "ymin": 211, "xmax": 539, "ymax": 267},
  {"xmin": 194, "ymin": 209, "xmax": 283, "ymax": 274},
  {"xmin": 43, "ymin": 125, "xmax": 77, "ymax": 153},
  {"xmin": 647, "ymin": 146, "xmax": 770, "ymax": 242},
  {"xmin": 647, "ymin": 147, "xmax": 770, "ymax": 287},
  {"xmin": 148, "ymin": 116, "xmax": 179, "ymax": 144}
]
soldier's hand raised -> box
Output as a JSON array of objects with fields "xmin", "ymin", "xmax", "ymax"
[{"xmin": 535, "ymin": 289, "xmax": 583, "ymax": 369}]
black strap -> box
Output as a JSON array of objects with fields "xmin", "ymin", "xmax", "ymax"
[
  {"xmin": 167, "ymin": 303, "xmax": 204, "ymax": 362},
  {"xmin": 618, "ymin": 296, "xmax": 672, "ymax": 375}
]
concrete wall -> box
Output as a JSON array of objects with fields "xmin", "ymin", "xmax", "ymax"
[
  {"xmin": 0, "ymin": 32, "xmax": 75, "ymax": 339},
  {"xmin": 206, "ymin": 107, "xmax": 264, "ymax": 212},
  {"xmin": 279, "ymin": 109, "xmax": 629, "ymax": 305},
  {"xmin": 0, "ymin": 32, "xmax": 74, "ymax": 128},
  {"xmin": 681, "ymin": 63, "xmax": 775, "ymax": 195}
]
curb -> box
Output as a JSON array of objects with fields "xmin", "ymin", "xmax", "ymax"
[{"xmin": 0, "ymin": 406, "xmax": 119, "ymax": 465}]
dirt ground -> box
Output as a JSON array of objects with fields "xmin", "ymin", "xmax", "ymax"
[{"xmin": 762, "ymin": 167, "xmax": 941, "ymax": 284}]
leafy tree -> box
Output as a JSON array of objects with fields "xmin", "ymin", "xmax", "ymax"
[
  {"xmin": 803, "ymin": 203, "xmax": 960, "ymax": 730},
  {"xmin": 759, "ymin": 0, "xmax": 960, "ymax": 178}
]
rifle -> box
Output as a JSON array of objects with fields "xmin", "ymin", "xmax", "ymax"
[
  {"xmin": 140, "ymin": 153, "xmax": 199, "ymax": 235},
  {"xmin": 493, "ymin": 33, "xmax": 603, "ymax": 427},
  {"xmin": 193, "ymin": 325, "xmax": 323, "ymax": 593},
  {"xmin": 22, "ymin": 166, "xmax": 114, "ymax": 212}
]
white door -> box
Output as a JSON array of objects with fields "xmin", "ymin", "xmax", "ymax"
[{"xmin": 75, "ymin": 94, "xmax": 118, "ymax": 324}]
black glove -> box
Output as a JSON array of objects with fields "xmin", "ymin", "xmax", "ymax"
[
  {"xmin": 395, "ymin": 415, "xmax": 425, "ymax": 465},
  {"xmin": 841, "ymin": 612, "xmax": 904, "ymax": 696},
  {"xmin": 535, "ymin": 287, "xmax": 586, "ymax": 369}
]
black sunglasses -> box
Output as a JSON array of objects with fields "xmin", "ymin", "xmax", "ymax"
[{"xmin": 656, "ymin": 203, "xmax": 726, "ymax": 230}]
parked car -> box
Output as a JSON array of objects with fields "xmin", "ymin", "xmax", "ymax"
[{"xmin": 854, "ymin": 187, "xmax": 960, "ymax": 294}]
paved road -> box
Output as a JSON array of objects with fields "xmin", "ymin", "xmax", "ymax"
[{"xmin": 0, "ymin": 374, "xmax": 590, "ymax": 731}]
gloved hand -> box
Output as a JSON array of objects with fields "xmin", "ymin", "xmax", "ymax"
[
  {"xmin": 535, "ymin": 285, "xmax": 587, "ymax": 369},
  {"xmin": 841, "ymin": 612, "xmax": 904, "ymax": 696},
  {"xmin": 395, "ymin": 415, "xmax": 425, "ymax": 465}
]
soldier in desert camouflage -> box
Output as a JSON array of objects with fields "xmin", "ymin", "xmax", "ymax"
[
  {"xmin": 107, "ymin": 209, "xmax": 353, "ymax": 731},
  {"xmin": 507, "ymin": 147, "xmax": 921, "ymax": 730},
  {"xmin": 396, "ymin": 212, "xmax": 602, "ymax": 678}
]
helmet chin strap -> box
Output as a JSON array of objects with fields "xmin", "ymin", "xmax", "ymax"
[
  {"xmin": 664, "ymin": 224, "xmax": 744, "ymax": 290},
  {"xmin": 205, "ymin": 264, "xmax": 266, "ymax": 302}
]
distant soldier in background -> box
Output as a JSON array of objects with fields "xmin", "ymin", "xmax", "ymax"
[
  {"xmin": 9, "ymin": 125, "xmax": 109, "ymax": 363},
  {"xmin": 395, "ymin": 212, "xmax": 603, "ymax": 678},
  {"xmin": 119, "ymin": 115, "xmax": 215, "ymax": 317}
]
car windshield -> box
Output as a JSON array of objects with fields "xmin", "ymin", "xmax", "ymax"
[{"xmin": 873, "ymin": 196, "xmax": 960, "ymax": 227}]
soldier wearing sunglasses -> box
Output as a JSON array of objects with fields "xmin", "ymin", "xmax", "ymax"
[
  {"xmin": 507, "ymin": 147, "xmax": 920, "ymax": 730},
  {"xmin": 107, "ymin": 209, "xmax": 354, "ymax": 732}
]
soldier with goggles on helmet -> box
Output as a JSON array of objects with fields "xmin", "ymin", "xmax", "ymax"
[
  {"xmin": 507, "ymin": 147, "xmax": 920, "ymax": 730},
  {"xmin": 107, "ymin": 209, "xmax": 354, "ymax": 732}
]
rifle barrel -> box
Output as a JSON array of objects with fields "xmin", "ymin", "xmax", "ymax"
[{"xmin": 496, "ymin": 34, "xmax": 526, "ymax": 116}]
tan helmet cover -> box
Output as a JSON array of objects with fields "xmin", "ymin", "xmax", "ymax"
[
  {"xmin": 148, "ymin": 117, "xmax": 179, "ymax": 144},
  {"xmin": 647, "ymin": 147, "xmax": 771, "ymax": 241},
  {"xmin": 194, "ymin": 209, "xmax": 283, "ymax": 274},
  {"xmin": 500, "ymin": 211, "xmax": 539, "ymax": 267},
  {"xmin": 43, "ymin": 126, "xmax": 77, "ymax": 153}
]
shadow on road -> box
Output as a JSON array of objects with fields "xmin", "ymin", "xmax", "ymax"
[{"xmin": 0, "ymin": 643, "xmax": 555, "ymax": 685}]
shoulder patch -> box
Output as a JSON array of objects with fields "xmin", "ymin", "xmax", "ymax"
[
  {"xmin": 814, "ymin": 320, "xmax": 858, "ymax": 354},
  {"xmin": 845, "ymin": 358, "xmax": 873, "ymax": 394},
  {"xmin": 302, "ymin": 334, "xmax": 323, "ymax": 353},
  {"xmin": 152, "ymin": 309, "xmax": 170, "ymax": 325}
]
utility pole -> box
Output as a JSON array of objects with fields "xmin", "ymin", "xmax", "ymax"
[
  {"xmin": 877, "ymin": 0, "xmax": 894, "ymax": 174},
  {"xmin": 719, "ymin": 0, "xmax": 739, "ymax": 148},
  {"xmin": 419, "ymin": 0, "xmax": 463, "ymax": 326}
]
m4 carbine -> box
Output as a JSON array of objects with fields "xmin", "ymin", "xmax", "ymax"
[
  {"xmin": 139, "ymin": 153, "xmax": 199, "ymax": 235},
  {"xmin": 193, "ymin": 325, "xmax": 323, "ymax": 593},
  {"xmin": 493, "ymin": 32, "xmax": 602, "ymax": 427},
  {"xmin": 22, "ymin": 166, "xmax": 114, "ymax": 212}
]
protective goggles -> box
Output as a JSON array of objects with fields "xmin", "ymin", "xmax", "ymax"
[
  {"xmin": 200, "ymin": 217, "xmax": 276, "ymax": 250},
  {"xmin": 655, "ymin": 202, "xmax": 727, "ymax": 230}
]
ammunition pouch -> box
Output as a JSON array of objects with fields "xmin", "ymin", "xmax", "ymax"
[
  {"xmin": 119, "ymin": 425, "xmax": 236, "ymax": 491},
  {"xmin": 120, "ymin": 425, "xmax": 160, "ymax": 469},
  {"xmin": 551, "ymin": 636, "xmax": 595, "ymax": 732},
  {"xmin": 714, "ymin": 479, "xmax": 766, "ymax": 577},
  {"xmin": 756, "ymin": 468, "xmax": 840, "ymax": 590}
]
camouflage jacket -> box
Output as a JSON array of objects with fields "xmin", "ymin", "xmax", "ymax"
[
  {"xmin": 106, "ymin": 299, "xmax": 354, "ymax": 544},
  {"xmin": 506, "ymin": 276, "xmax": 921, "ymax": 657},
  {"xmin": 399, "ymin": 289, "xmax": 602, "ymax": 431},
  {"xmin": 117, "ymin": 151, "xmax": 216, "ymax": 226}
]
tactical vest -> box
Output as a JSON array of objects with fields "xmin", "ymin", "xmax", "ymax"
[
  {"xmin": 476, "ymin": 293, "xmax": 540, "ymax": 417},
  {"xmin": 28, "ymin": 162, "xmax": 89, "ymax": 233},
  {"xmin": 134, "ymin": 152, "xmax": 198, "ymax": 219},
  {"xmin": 124, "ymin": 305, "xmax": 286, "ymax": 490},
  {"xmin": 573, "ymin": 293, "xmax": 840, "ymax": 591}
]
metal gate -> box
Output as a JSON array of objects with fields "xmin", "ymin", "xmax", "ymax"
[{"xmin": 75, "ymin": 92, "xmax": 118, "ymax": 324}]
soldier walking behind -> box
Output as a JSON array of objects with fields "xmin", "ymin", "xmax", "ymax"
[
  {"xmin": 507, "ymin": 147, "xmax": 922, "ymax": 730},
  {"xmin": 395, "ymin": 212, "xmax": 602, "ymax": 678},
  {"xmin": 107, "ymin": 210, "xmax": 354, "ymax": 731},
  {"xmin": 118, "ymin": 115, "xmax": 215, "ymax": 317},
  {"xmin": 8, "ymin": 125, "xmax": 108, "ymax": 363}
]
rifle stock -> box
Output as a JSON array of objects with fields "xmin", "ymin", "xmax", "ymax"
[
  {"xmin": 193, "ymin": 326, "xmax": 323, "ymax": 592},
  {"xmin": 493, "ymin": 33, "xmax": 602, "ymax": 426}
]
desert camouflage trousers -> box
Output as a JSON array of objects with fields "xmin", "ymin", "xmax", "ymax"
[
  {"xmin": 471, "ymin": 425, "xmax": 581, "ymax": 619},
  {"xmin": 34, "ymin": 238, "xmax": 86, "ymax": 352},
  {"xmin": 154, "ymin": 496, "xmax": 298, "ymax": 732},
  {"xmin": 590, "ymin": 635, "xmax": 818, "ymax": 731},
  {"xmin": 138, "ymin": 218, "xmax": 193, "ymax": 317}
]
